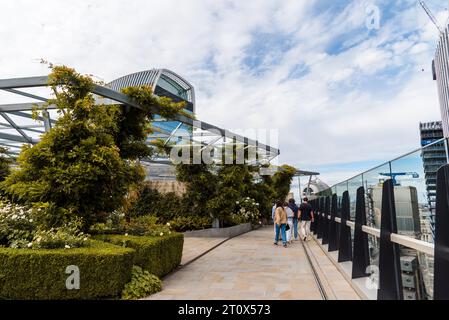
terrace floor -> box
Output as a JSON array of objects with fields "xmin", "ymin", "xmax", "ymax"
[{"xmin": 145, "ymin": 227, "xmax": 361, "ymax": 300}]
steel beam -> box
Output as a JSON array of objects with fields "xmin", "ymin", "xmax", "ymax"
[
  {"xmin": 0, "ymin": 113, "xmax": 33, "ymax": 143},
  {"xmin": 0, "ymin": 76, "xmax": 48, "ymax": 89},
  {"xmin": 0, "ymin": 132, "xmax": 35, "ymax": 143},
  {"xmin": 1, "ymin": 89, "xmax": 48, "ymax": 102},
  {"xmin": 0, "ymin": 102, "xmax": 54, "ymax": 112},
  {"xmin": 0, "ymin": 75, "xmax": 280, "ymax": 156}
]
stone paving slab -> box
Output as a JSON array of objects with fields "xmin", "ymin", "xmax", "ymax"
[
  {"xmin": 181, "ymin": 237, "xmax": 227, "ymax": 266},
  {"xmin": 147, "ymin": 227, "xmax": 323, "ymax": 300}
]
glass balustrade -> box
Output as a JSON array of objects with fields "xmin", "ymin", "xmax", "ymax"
[{"xmin": 314, "ymin": 137, "xmax": 448, "ymax": 300}]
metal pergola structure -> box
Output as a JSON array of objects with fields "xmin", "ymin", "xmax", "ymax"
[
  {"xmin": 0, "ymin": 75, "xmax": 280, "ymax": 166},
  {"xmin": 294, "ymin": 169, "xmax": 320, "ymax": 201}
]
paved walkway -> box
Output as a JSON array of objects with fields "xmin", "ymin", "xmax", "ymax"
[
  {"xmin": 147, "ymin": 227, "xmax": 360, "ymax": 300},
  {"xmin": 181, "ymin": 237, "xmax": 227, "ymax": 266}
]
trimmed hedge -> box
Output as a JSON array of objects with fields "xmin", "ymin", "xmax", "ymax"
[
  {"xmin": 0, "ymin": 240, "xmax": 134, "ymax": 300},
  {"xmin": 96, "ymin": 233, "xmax": 184, "ymax": 277}
]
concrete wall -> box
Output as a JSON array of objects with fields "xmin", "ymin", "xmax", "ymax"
[
  {"xmin": 184, "ymin": 223, "xmax": 252, "ymax": 238},
  {"xmin": 146, "ymin": 180, "xmax": 186, "ymax": 196}
]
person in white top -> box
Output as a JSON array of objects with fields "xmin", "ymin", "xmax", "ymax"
[{"xmin": 284, "ymin": 202, "xmax": 294, "ymax": 244}]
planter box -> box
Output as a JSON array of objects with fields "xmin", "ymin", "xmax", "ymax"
[{"xmin": 184, "ymin": 223, "xmax": 252, "ymax": 238}]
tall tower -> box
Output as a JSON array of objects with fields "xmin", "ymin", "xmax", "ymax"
[{"xmin": 420, "ymin": 121, "xmax": 445, "ymax": 241}]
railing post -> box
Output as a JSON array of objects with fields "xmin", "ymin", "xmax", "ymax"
[
  {"xmin": 434, "ymin": 165, "xmax": 449, "ymax": 300},
  {"xmin": 317, "ymin": 197, "xmax": 323, "ymax": 239},
  {"xmin": 328, "ymin": 194, "xmax": 339, "ymax": 252},
  {"xmin": 377, "ymin": 179, "xmax": 403, "ymax": 300},
  {"xmin": 352, "ymin": 186, "xmax": 370, "ymax": 279},
  {"xmin": 310, "ymin": 199, "xmax": 317, "ymax": 234},
  {"xmin": 338, "ymin": 191, "xmax": 352, "ymax": 262},
  {"xmin": 322, "ymin": 196, "xmax": 330, "ymax": 245}
]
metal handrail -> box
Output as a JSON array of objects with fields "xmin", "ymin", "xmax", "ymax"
[{"xmin": 320, "ymin": 213, "xmax": 434, "ymax": 256}]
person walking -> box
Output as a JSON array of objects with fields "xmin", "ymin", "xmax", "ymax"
[
  {"xmin": 288, "ymin": 198, "xmax": 299, "ymax": 240},
  {"xmin": 299, "ymin": 197, "xmax": 314, "ymax": 241},
  {"xmin": 272, "ymin": 202, "xmax": 278, "ymax": 241},
  {"xmin": 284, "ymin": 202, "xmax": 294, "ymax": 244},
  {"xmin": 274, "ymin": 200, "xmax": 287, "ymax": 248}
]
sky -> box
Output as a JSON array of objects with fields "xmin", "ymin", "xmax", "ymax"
[{"xmin": 0, "ymin": 0, "xmax": 448, "ymax": 190}]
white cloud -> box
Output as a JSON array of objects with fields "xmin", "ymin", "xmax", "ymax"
[{"xmin": 0, "ymin": 0, "xmax": 446, "ymax": 187}]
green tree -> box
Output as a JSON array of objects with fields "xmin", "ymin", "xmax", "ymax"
[
  {"xmin": 272, "ymin": 164, "xmax": 297, "ymax": 201},
  {"xmin": 1, "ymin": 65, "xmax": 186, "ymax": 230},
  {"xmin": 206, "ymin": 163, "xmax": 255, "ymax": 226},
  {"xmin": 176, "ymin": 151, "xmax": 218, "ymax": 217},
  {"xmin": 0, "ymin": 147, "xmax": 12, "ymax": 181}
]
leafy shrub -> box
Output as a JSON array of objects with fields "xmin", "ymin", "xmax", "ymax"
[
  {"xmin": 0, "ymin": 147, "xmax": 11, "ymax": 182},
  {"xmin": 1, "ymin": 65, "xmax": 186, "ymax": 231},
  {"xmin": 90, "ymin": 214, "xmax": 171, "ymax": 237},
  {"xmin": 168, "ymin": 215, "xmax": 212, "ymax": 232},
  {"xmin": 0, "ymin": 240, "xmax": 134, "ymax": 299},
  {"xmin": 0, "ymin": 200, "xmax": 88, "ymax": 249},
  {"xmin": 129, "ymin": 184, "xmax": 184, "ymax": 222},
  {"xmin": 121, "ymin": 266, "xmax": 162, "ymax": 300},
  {"xmin": 96, "ymin": 232, "xmax": 183, "ymax": 277},
  {"xmin": 232, "ymin": 197, "xmax": 261, "ymax": 224}
]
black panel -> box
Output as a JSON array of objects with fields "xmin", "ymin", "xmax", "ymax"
[
  {"xmin": 328, "ymin": 194, "xmax": 339, "ymax": 252},
  {"xmin": 377, "ymin": 179, "xmax": 403, "ymax": 300},
  {"xmin": 434, "ymin": 165, "xmax": 449, "ymax": 300},
  {"xmin": 322, "ymin": 196, "xmax": 330, "ymax": 245},
  {"xmin": 352, "ymin": 186, "xmax": 370, "ymax": 279},
  {"xmin": 338, "ymin": 191, "xmax": 352, "ymax": 262}
]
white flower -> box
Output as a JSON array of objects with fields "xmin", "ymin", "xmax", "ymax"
[
  {"xmin": 256, "ymin": 203, "xmax": 259, "ymax": 206},
  {"xmin": 246, "ymin": 197, "xmax": 250, "ymax": 199},
  {"xmin": 160, "ymin": 232, "xmax": 164, "ymax": 236},
  {"xmin": 83, "ymin": 237, "xmax": 88, "ymax": 241},
  {"xmin": 169, "ymin": 231, "xmax": 172, "ymax": 234},
  {"xmin": 27, "ymin": 242, "xmax": 33, "ymax": 248},
  {"xmin": 11, "ymin": 214, "xmax": 18, "ymax": 220},
  {"xmin": 125, "ymin": 233, "xmax": 128, "ymax": 236},
  {"xmin": 29, "ymin": 219, "xmax": 33, "ymax": 223},
  {"xmin": 166, "ymin": 222, "xmax": 171, "ymax": 227},
  {"xmin": 36, "ymin": 237, "xmax": 42, "ymax": 243},
  {"xmin": 64, "ymin": 245, "xmax": 71, "ymax": 249},
  {"xmin": 236, "ymin": 201, "xmax": 239, "ymax": 204}
]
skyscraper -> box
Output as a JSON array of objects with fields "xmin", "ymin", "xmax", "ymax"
[
  {"xmin": 434, "ymin": 30, "xmax": 449, "ymax": 137},
  {"xmin": 419, "ymin": 121, "xmax": 445, "ymax": 240}
]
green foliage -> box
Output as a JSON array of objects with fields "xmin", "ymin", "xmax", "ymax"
[
  {"xmin": 232, "ymin": 197, "xmax": 261, "ymax": 224},
  {"xmin": 206, "ymin": 164, "xmax": 256, "ymax": 227},
  {"xmin": 0, "ymin": 147, "xmax": 11, "ymax": 182},
  {"xmin": 248, "ymin": 178, "xmax": 276, "ymax": 221},
  {"xmin": 176, "ymin": 160, "xmax": 218, "ymax": 217},
  {"xmin": 168, "ymin": 215, "xmax": 212, "ymax": 232},
  {"xmin": 0, "ymin": 240, "xmax": 134, "ymax": 299},
  {"xmin": 121, "ymin": 266, "xmax": 162, "ymax": 300},
  {"xmin": 96, "ymin": 233, "xmax": 183, "ymax": 277},
  {"xmin": 90, "ymin": 212, "xmax": 172, "ymax": 237},
  {"xmin": 129, "ymin": 184, "xmax": 183, "ymax": 221},
  {"xmin": 272, "ymin": 165, "xmax": 297, "ymax": 201},
  {"xmin": 1, "ymin": 65, "xmax": 187, "ymax": 231},
  {"xmin": 0, "ymin": 200, "xmax": 88, "ymax": 249},
  {"xmin": 122, "ymin": 215, "xmax": 171, "ymax": 237}
]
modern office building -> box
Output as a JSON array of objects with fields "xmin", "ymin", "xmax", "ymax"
[
  {"xmin": 107, "ymin": 69, "xmax": 197, "ymax": 181},
  {"xmin": 434, "ymin": 30, "xmax": 449, "ymax": 137},
  {"xmin": 420, "ymin": 121, "xmax": 445, "ymax": 240}
]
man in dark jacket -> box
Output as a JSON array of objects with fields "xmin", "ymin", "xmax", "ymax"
[{"xmin": 288, "ymin": 198, "xmax": 299, "ymax": 240}]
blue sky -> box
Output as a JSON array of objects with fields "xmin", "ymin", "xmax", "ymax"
[{"xmin": 0, "ymin": 0, "xmax": 448, "ymax": 190}]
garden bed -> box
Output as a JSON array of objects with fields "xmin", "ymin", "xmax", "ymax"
[{"xmin": 0, "ymin": 240, "xmax": 134, "ymax": 300}]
